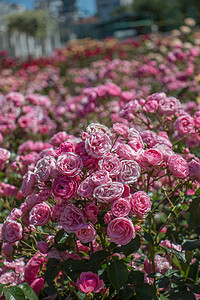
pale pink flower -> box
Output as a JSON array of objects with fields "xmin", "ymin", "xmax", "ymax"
[
  {"xmin": 77, "ymin": 271, "xmax": 104, "ymax": 294},
  {"xmin": 107, "ymin": 217, "xmax": 135, "ymax": 245}
]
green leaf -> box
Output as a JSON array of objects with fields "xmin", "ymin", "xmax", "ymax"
[
  {"xmin": 62, "ymin": 258, "xmax": 86, "ymax": 276},
  {"xmin": 115, "ymin": 235, "xmax": 141, "ymax": 256},
  {"xmin": 47, "ymin": 258, "xmax": 60, "ymax": 268},
  {"xmin": 119, "ymin": 285, "xmax": 134, "ymax": 300},
  {"xmin": 185, "ymin": 251, "xmax": 193, "ymax": 263},
  {"xmin": 169, "ymin": 291, "xmax": 195, "ymax": 300},
  {"xmin": 135, "ymin": 284, "xmax": 157, "ymax": 300},
  {"xmin": 182, "ymin": 240, "xmax": 200, "ymax": 251},
  {"xmin": 44, "ymin": 266, "xmax": 59, "ymax": 284},
  {"xmin": 195, "ymin": 188, "xmax": 200, "ymax": 196},
  {"xmin": 172, "ymin": 249, "xmax": 186, "ymax": 263},
  {"xmin": 107, "ymin": 260, "xmax": 129, "ymax": 292},
  {"xmin": 143, "ymin": 232, "xmax": 154, "ymax": 245},
  {"xmin": 77, "ymin": 292, "xmax": 86, "ymax": 300},
  {"xmin": 88, "ymin": 250, "xmax": 110, "ymax": 268},
  {"xmin": 187, "ymin": 199, "xmax": 200, "ymax": 229},
  {"xmin": 0, "ymin": 284, "xmax": 3, "ymax": 295},
  {"xmin": 18, "ymin": 283, "xmax": 38, "ymax": 300},
  {"xmin": 3, "ymin": 286, "xmax": 25, "ymax": 300},
  {"xmin": 54, "ymin": 229, "xmax": 69, "ymax": 244},
  {"xmin": 128, "ymin": 270, "xmax": 144, "ymax": 285},
  {"xmin": 187, "ymin": 284, "xmax": 200, "ymax": 294},
  {"xmin": 159, "ymin": 295, "xmax": 169, "ymax": 300}
]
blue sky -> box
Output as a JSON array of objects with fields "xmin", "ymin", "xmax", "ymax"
[{"xmin": 2, "ymin": 0, "xmax": 97, "ymax": 16}]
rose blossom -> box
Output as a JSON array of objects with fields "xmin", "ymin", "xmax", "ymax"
[
  {"xmin": 143, "ymin": 148, "xmax": 163, "ymax": 165},
  {"xmin": 34, "ymin": 156, "xmax": 57, "ymax": 182},
  {"xmin": 117, "ymin": 160, "xmax": 141, "ymax": 184},
  {"xmin": 52, "ymin": 175, "xmax": 79, "ymax": 201},
  {"xmin": 107, "ymin": 217, "xmax": 135, "ymax": 245},
  {"xmin": 78, "ymin": 177, "xmax": 95, "ymax": 198},
  {"xmin": 84, "ymin": 203, "xmax": 99, "ymax": 222},
  {"xmin": 21, "ymin": 171, "xmax": 37, "ymax": 197},
  {"xmin": 30, "ymin": 278, "xmax": 44, "ymax": 295},
  {"xmin": 168, "ymin": 155, "xmax": 189, "ymax": 179},
  {"xmin": 111, "ymin": 198, "xmax": 131, "ymax": 217},
  {"xmin": 36, "ymin": 241, "xmax": 49, "ymax": 254},
  {"xmin": 76, "ymin": 223, "xmax": 96, "ymax": 243},
  {"xmin": 60, "ymin": 204, "xmax": 85, "ymax": 233},
  {"xmin": 91, "ymin": 170, "xmax": 111, "ymax": 186},
  {"xmin": 158, "ymin": 97, "xmax": 180, "ymax": 116},
  {"xmin": 0, "ymin": 148, "xmax": 11, "ymax": 162},
  {"xmin": 113, "ymin": 123, "xmax": 129, "ymax": 136},
  {"xmin": 86, "ymin": 123, "xmax": 112, "ymax": 137},
  {"xmin": 77, "ymin": 271, "xmax": 104, "ymax": 294},
  {"xmin": 2, "ymin": 220, "xmax": 22, "ymax": 243},
  {"xmin": 93, "ymin": 182, "xmax": 124, "ymax": 203},
  {"xmin": 98, "ymin": 154, "xmax": 121, "ymax": 177},
  {"xmin": 24, "ymin": 255, "xmax": 45, "ymax": 284},
  {"xmin": 188, "ymin": 159, "xmax": 200, "ymax": 182},
  {"xmin": 130, "ymin": 191, "xmax": 151, "ymax": 217},
  {"xmin": 85, "ymin": 131, "xmax": 112, "ymax": 158},
  {"xmin": 29, "ymin": 202, "xmax": 51, "ymax": 226},
  {"xmin": 116, "ymin": 144, "xmax": 139, "ymax": 161},
  {"xmin": 175, "ymin": 115, "xmax": 194, "ymax": 136},
  {"xmin": 57, "ymin": 153, "xmax": 83, "ymax": 177}
]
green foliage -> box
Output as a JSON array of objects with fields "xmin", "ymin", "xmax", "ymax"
[
  {"xmin": 2, "ymin": 284, "xmax": 38, "ymax": 300},
  {"xmin": 6, "ymin": 10, "xmax": 54, "ymax": 38}
]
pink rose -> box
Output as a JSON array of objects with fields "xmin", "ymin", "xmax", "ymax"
[
  {"xmin": 49, "ymin": 131, "xmax": 68, "ymax": 147},
  {"xmin": 111, "ymin": 198, "xmax": 131, "ymax": 217},
  {"xmin": 76, "ymin": 223, "xmax": 96, "ymax": 243},
  {"xmin": 85, "ymin": 132, "xmax": 112, "ymax": 158},
  {"xmin": 86, "ymin": 123, "xmax": 111, "ymax": 137},
  {"xmin": 78, "ymin": 177, "xmax": 95, "ymax": 198},
  {"xmin": 84, "ymin": 203, "xmax": 99, "ymax": 222},
  {"xmin": 117, "ymin": 160, "xmax": 141, "ymax": 184},
  {"xmin": 57, "ymin": 153, "xmax": 83, "ymax": 177},
  {"xmin": 0, "ymin": 148, "xmax": 11, "ymax": 162},
  {"xmin": 168, "ymin": 155, "xmax": 189, "ymax": 179},
  {"xmin": 2, "ymin": 220, "xmax": 22, "ymax": 243},
  {"xmin": 36, "ymin": 241, "xmax": 48, "ymax": 254},
  {"xmin": 93, "ymin": 182, "xmax": 124, "ymax": 203},
  {"xmin": 144, "ymin": 100, "xmax": 158, "ymax": 113},
  {"xmin": 77, "ymin": 271, "xmax": 104, "ymax": 294},
  {"xmin": 113, "ymin": 123, "xmax": 129, "ymax": 136},
  {"xmin": 146, "ymin": 92, "xmax": 166, "ymax": 103},
  {"xmin": 107, "ymin": 217, "xmax": 135, "ymax": 245},
  {"xmin": 60, "ymin": 204, "xmax": 85, "ymax": 233},
  {"xmin": 25, "ymin": 255, "xmax": 45, "ymax": 284},
  {"xmin": 26, "ymin": 189, "xmax": 51, "ymax": 209},
  {"xmin": 55, "ymin": 141, "xmax": 74, "ymax": 155},
  {"xmin": 52, "ymin": 175, "xmax": 79, "ymax": 201},
  {"xmin": 0, "ymin": 148, "xmax": 11, "ymax": 170},
  {"xmin": 116, "ymin": 144, "xmax": 140, "ymax": 161},
  {"xmin": 175, "ymin": 115, "xmax": 194, "ymax": 136},
  {"xmin": 105, "ymin": 82, "xmax": 121, "ymax": 96},
  {"xmin": 34, "ymin": 156, "xmax": 57, "ymax": 182},
  {"xmin": 158, "ymin": 97, "xmax": 180, "ymax": 116},
  {"xmin": 29, "ymin": 202, "xmax": 51, "ymax": 226},
  {"xmin": 188, "ymin": 159, "xmax": 200, "ymax": 182},
  {"xmin": 143, "ymin": 148, "xmax": 163, "ymax": 165},
  {"xmin": 21, "ymin": 171, "xmax": 37, "ymax": 197},
  {"xmin": 98, "ymin": 154, "xmax": 121, "ymax": 177},
  {"xmin": 75, "ymin": 141, "xmax": 97, "ymax": 169},
  {"xmin": 130, "ymin": 191, "xmax": 151, "ymax": 217},
  {"xmin": 91, "ymin": 170, "xmax": 111, "ymax": 186},
  {"xmin": 30, "ymin": 278, "xmax": 44, "ymax": 295},
  {"xmin": 7, "ymin": 208, "xmax": 22, "ymax": 221}
]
